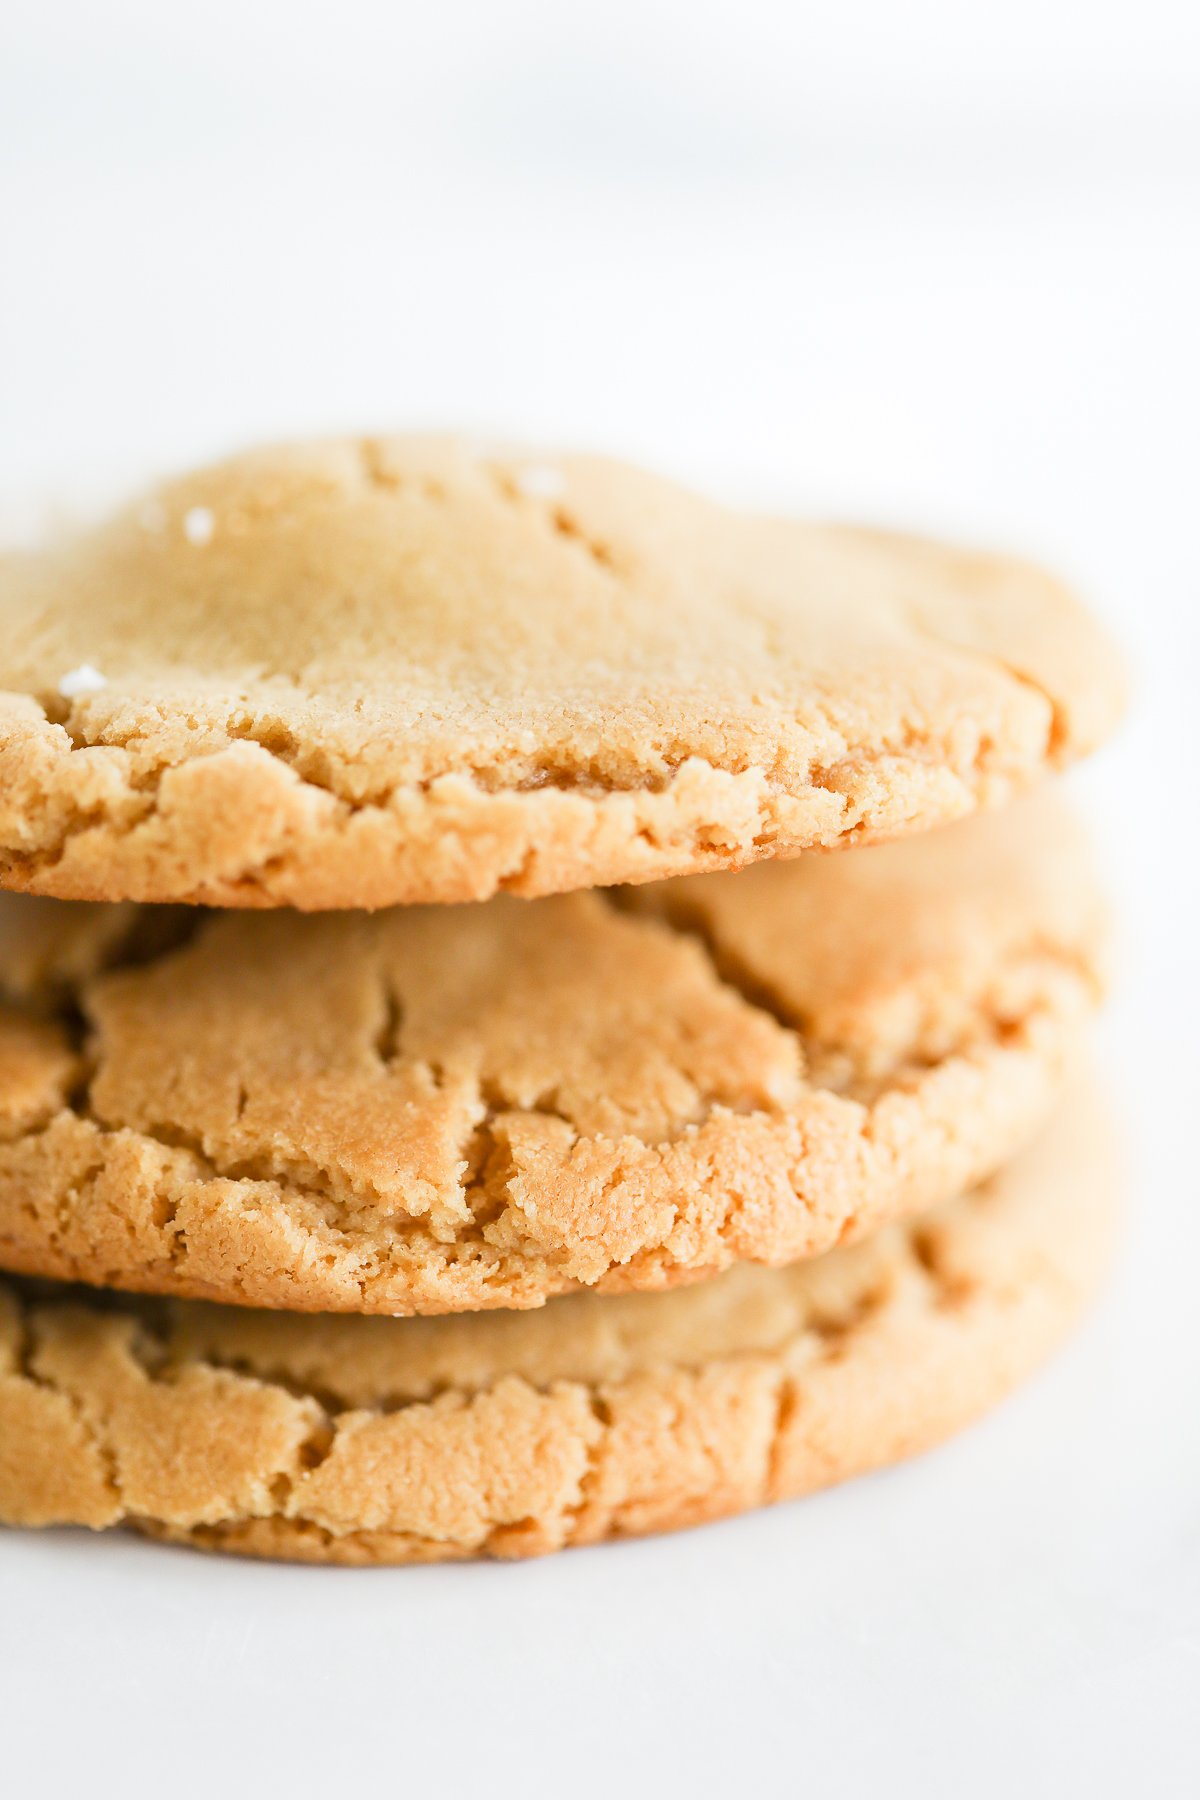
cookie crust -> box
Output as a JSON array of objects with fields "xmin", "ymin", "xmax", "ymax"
[
  {"xmin": 0, "ymin": 1096, "xmax": 1116, "ymax": 1561},
  {"xmin": 0, "ymin": 794, "xmax": 1105, "ymax": 1314},
  {"xmin": 0, "ymin": 437, "xmax": 1125, "ymax": 908}
]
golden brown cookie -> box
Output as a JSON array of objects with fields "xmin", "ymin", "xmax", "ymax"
[
  {"xmin": 0, "ymin": 1095, "xmax": 1117, "ymax": 1562},
  {"xmin": 0, "ymin": 436, "xmax": 1123, "ymax": 908},
  {"xmin": 0, "ymin": 793, "xmax": 1105, "ymax": 1314}
]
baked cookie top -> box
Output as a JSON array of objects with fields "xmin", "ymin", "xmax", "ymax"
[
  {"xmin": 0, "ymin": 792, "xmax": 1105, "ymax": 1314},
  {"xmin": 0, "ymin": 1096, "xmax": 1116, "ymax": 1561},
  {"xmin": 0, "ymin": 436, "xmax": 1124, "ymax": 907}
]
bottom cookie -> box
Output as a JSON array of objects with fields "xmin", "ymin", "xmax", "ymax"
[{"xmin": 0, "ymin": 1093, "xmax": 1114, "ymax": 1564}]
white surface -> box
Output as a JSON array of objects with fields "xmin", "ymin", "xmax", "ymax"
[{"xmin": 1, "ymin": 2, "xmax": 1198, "ymax": 1792}]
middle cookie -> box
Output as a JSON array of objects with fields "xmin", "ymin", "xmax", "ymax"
[{"xmin": 0, "ymin": 792, "xmax": 1103, "ymax": 1314}]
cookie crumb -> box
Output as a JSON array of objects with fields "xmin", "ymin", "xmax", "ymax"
[
  {"xmin": 58, "ymin": 663, "xmax": 108, "ymax": 699},
  {"xmin": 515, "ymin": 465, "xmax": 567, "ymax": 500},
  {"xmin": 183, "ymin": 506, "xmax": 215, "ymax": 546}
]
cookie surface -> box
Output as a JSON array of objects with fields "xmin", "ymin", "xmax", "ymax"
[
  {"xmin": 0, "ymin": 793, "xmax": 1105, "ymax": 1314},
  {"xmin": 0, "ymin": 1096, "xmax": 1117, "ymax": 1562},
  {"xmin": 0, "ymin": 436, "xmax": 1123, "ymax": 908}
]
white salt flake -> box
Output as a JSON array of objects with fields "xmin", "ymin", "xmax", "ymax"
[
  {"xmin": 183, "ymin": 505, "xmax": 215, "ymax": 545},
  {"xmin": 58, "ymin": 663, "xmax": 108, "ymax": 699},
  {"xmin": 138, "ymin": 499, "xmax": 167, "ymax": 533},
  {"xmin": 514, "ymin": 464, "xmax": 567, "ymax": 500}
]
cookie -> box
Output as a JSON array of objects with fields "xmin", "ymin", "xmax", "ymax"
[
  {"xmin": 0, "ymin": 792, "xmax": 1105, "ymax": 1314},
  {"xmin": 0, "ymin": 436, "xmax": 1124, "ymax": 908},
  {"xmin": 0, "ymin": 1094, "xmax": 1117, "ymax": 1562}
]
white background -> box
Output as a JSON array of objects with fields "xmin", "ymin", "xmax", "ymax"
[{"xmin": 1, "ymin": 3, "xmax": 1197, "ymax": 1793}]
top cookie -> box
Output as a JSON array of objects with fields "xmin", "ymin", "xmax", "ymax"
[{"xmin": 0, "ymin": 436, "xmax": 1124, "ymax": 908}]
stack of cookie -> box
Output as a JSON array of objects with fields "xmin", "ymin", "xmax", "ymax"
[{"xmin": 0, "ymin": 438, "xmax": 1123, "ymax": 1563}]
